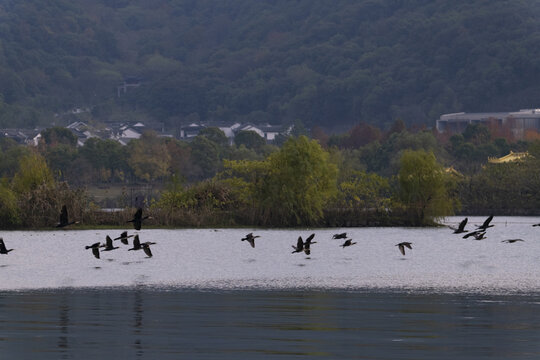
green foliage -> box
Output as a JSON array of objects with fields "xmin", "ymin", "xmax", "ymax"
[
  {"xmin": 335, "ymin": 171, "xmax": 391, "ymax": 211},
  {"xmin": 11, "ymin": 153, "xmax": 54, "ymax": 194},
  {"xmin": 79, "ymin": 137, "xmax": 128, "ymax": 179},
  {"xmin": 127, "ymin": 131, "xmax": 170, "ymax": 182},
  {"xmin": 463, "ymin": 124, "xmax": 491, "ymax": 144},
  {"xmin": 397, "ymin": 149, "xmax": 456, "ymax": 225},
  {"xmin": 190, "ymin": 135, "xmax": 221, "ymax": 179},
  {"xmin": 224, "ymin": 136, "xmax": 338, "ymax": 226},
  {"xmin": 198, "ymin": 127, "xmax": 229, "ymax": 147},
  {"xmin": 40, "ymin": 127, "xmax": 78, "ymax": 147},
  {"xmin": 459, "ymin": 159, "xmax": 540, "ymax": 213},
  {"xmin": 44, "ymin": 144, "xmax": 78, "ymax": 180},
  {"xmin": 0, "ymin": 138, "xmax": 31, "ymax": 178},
  {"xmin": 0, "ymin": 179, "xmax": 20, "ymax": 227},
  {"xmin": 234, "ymin": 130, "xmax": 266, "ymax": 151}
]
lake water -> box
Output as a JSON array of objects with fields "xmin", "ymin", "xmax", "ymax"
[{"xmin": 1, "ymin": 216, "xmax": 540, "ymax": 359}]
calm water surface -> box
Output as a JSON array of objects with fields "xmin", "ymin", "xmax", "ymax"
[
  {"xmin": 1, "ymin": 217, "xmax": 540, "ymax": 359},
  {"xmin": 1, "ymin": 289, "xmax": 539, "ymax": 359}
]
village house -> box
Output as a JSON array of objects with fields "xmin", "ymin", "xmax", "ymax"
[
  {"xmin": 0, "ymin": 128, "xmax": 42, "ymax": 146},
  {"xmin": 178, "ymin": 122, "xmax": 289, "ymax": 143}
]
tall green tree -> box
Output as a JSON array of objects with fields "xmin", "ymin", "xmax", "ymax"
[
  {"xmin": 234, "ymin": 130, "xmax": 266, "ymax": 150},
  {"xmin": 127, "ymin": 131, "xmax": 171, "ymax": 182},
  {"xmin": 11, "ymin": 153, "xmax": 54, "ymax": 194},
  {"xmin": 224, "ymin": 136, "xmax": 338, "ymax": 225},
  {"xmin": 397, "ymin": 149, "xmax": 456, "ymax": 225}
]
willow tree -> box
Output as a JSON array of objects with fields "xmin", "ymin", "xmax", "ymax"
[
  {"xmin": 398, "ymin": 149, "xmax": 456, "ymax": 225},
  {"xmin": 224, "ymin": 136, "xmax": 338, "ymax": 226}
]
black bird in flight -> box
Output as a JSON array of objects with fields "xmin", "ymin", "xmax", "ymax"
[
  {"xmin": 241, "ymin": 233, "xmax": 260, "ymax": 248},
  {"xmin": 533, "ymin": 223, "xmax": 540, "ymax": 227},
  {"xmin": 340, "ymin": 239, "xmax": 357, "ymax": 248},
  {"xmin": 292, "ymin": 234, "xmax": 316, "ymax": 255},
  {"xmin": 114, "ymin": 231, "xmax": 134, "ymax": 245},
  {"xmin": 291, "ymin": 236, "xmax": 304, "ymax": 254},
  {"xmin": 142, "ymin": 243, "xmax": 153, "ymax": 257},
  {"xmin": 476, "ymin": 215, "xmax": 494, "ymax": 231},
  {"xmin": 302, "ymin": 233, "xmax": 316, "ymax": 255},
  {"xmin": 0, "ymin": 238, "xmax": 13, "ymax": 255},
  {"xmin": 128, "ymin": 235, "xmax": 142, "ymax": 251},
  {"xmin": 396, "ymin": 242, "xmax": 412, "ymax": 256},
  {"xmin": 502, "ymin": 239, "xmax": 524, "ymax": 243},
  {"xmin": 463, "ymin": 230, "xmax": 486, "ymax": 240},
  {"xmin": 127, "ymin": 208, "xmax": 151, "ymax": 231},
  {"xmin": 449, "ymin": 218, "xmax": 468, "ymax": 234},
  {"xmin": 332, "ymin": 232, "xmax": 347, "ymax": 239},
  {"xmin": 101, "ymin": 235, "xmax": 119, "ymax": 252},
  {"xmin": 85, "ymin": 242, "xmax": 101, "ymax": 259},
  {"xmin": 56, "ymin": 205, "xmax": 79, "ymax": 228}
]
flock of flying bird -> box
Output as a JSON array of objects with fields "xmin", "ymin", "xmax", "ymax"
[
  {"xmin": 0, "ymin": 209, "xmax": 535, "ymax": 260},
  {"xmin": 84, "ymin": 207, "xmax": 154, "ymax": 259},
  {"xmin": 0, "ymin": 206, "xmax": 154, "ymax": 260},
  {"xmin": 241, "ymin": 214, "xmax": 534, "ymax": 257}
]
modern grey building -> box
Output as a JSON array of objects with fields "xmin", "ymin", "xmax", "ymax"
[{"xmin": 436, "ymin": 109, "xmax": 540, "ymax": 139}]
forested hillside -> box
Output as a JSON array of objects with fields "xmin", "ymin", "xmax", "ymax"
[{"xmin": 1, "ymin": 0, "xmax": 540, "ymax": 131}]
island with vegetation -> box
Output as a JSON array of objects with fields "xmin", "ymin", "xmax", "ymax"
[{"xmin": 1, "ymin": 119, "xmax": 539, "ymax": 229}]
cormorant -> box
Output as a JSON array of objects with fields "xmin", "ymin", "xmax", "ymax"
[
  {"xmin": 0, "ymin": 238, "xmax": 13, "ymax": 254},
  {"xmin": 476, "ymin": 215, "xmax": 494, "ymax": 231},
  {"xmin": 332, "ymin": 233, "xmax": 347, "ymax": 239},
  {"xmin": 114, "ymin": 231, "xmax": 134, "ymax": 245},
  {"xmin": 340, "ymin": 239, "xmax": 357, "ymax": 248},
  {"xmin": 128, "ymin": 235, "xmax": 142, "ymax": 251},
  {"xmin": 101, "ymin": 235, "xmax": 119, "ymax": 251},
  {"xmin": 449, "ymin": 218, "xmax": 468, "ymax": 234},
  {"xmin": 463, "ymin": 230, "xmax": 486, "ymax": 240},
  {"xmin": 56, "ymin": 205, "xmax": 79, "ymax": 228},
  {"xmin": 85, "ymin": 242, "xmax": 101, "ymax": 259},
  {"xmin": 396, "ymin": 242, "xmax": 412, "ymax": 256},
  {"xmin": 142, "ymin": 243, "xmax": 153, "ymax": 257},
  {"xmin": 241, "ymin": 233, "xmax": 260, "ymax": 248},
  {"xmin": 303, "ymin": 233, "xmax": 316, "ymax": 255},
  {"xmin": 292, "ymin": 237, "xmax": 304, "ymax": 253},
  {"xmin": 127, "ymin": 208, "xmax": 151, "ymax": 231}
]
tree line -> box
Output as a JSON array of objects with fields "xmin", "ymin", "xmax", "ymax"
[{"xmin": 2, "ymin": 119, "xmax": 540, "ymax": 229}]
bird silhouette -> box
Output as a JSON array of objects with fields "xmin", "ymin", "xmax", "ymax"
[
  {"xmin": 128, "ymin": 235, "xmax": 142, "ymax": 251},
  {"xmin": 85, "ymin": 242, "xmax": 101, "ymax": 259},
  {"xmin": 0, "ymin": 238, "xmax": 13, "ymax": 254},
  {"xmin": 502, "ymin": 239, "xmax": 524, "ymax": 243},
  {"xmin": 101, "ymin": 235, "xmax": 119, "ymax": 251},
  {"xmin": 449, "ymin": 218, "xmax": 468, "ymax": 234},
  {"xmin": 332, "ymin": 232, "xmax": 347, "ymax": 239},
  {"xmin": 463, "ymin": 230, "xmax": 486, "ymax": 240},
  {"xmin": 396, "ymin": 242, "xmax": 412, "ymax": 256},
  {"xmin": 241, "ymin": 233, "xmax": 260, "ymax": 248},
  {"xmin": 476, "ymin": 215, "xmax": 494, "ymax": 231},
  {"xmin": 291, "ymin": 234, "xmax": 317, "ymax": 255},
  {"xmin": 303, "ymin": 233, "xmax": 316, "ymax": 255},
  {"xmin": 56, "ymin": 205, "xmax": 79, "ymax": 228},
  {"xmin": 340, "ymin": 239, "xmax": 357, "ymax": 248},
  {"xmin": 127, "ymin": 208, "xmax": 151, "ymax": 231},
  {"xmin": 114, "ymin": 231, "xmax": 134, "ymax": 245},
  {"xmin": 291, "ymin": 236, "xmax": 304, "ymax": 253},
  {"xmin": 142, "ymin": 243, "xmax": 153, "ymax": 257},
  {"xmin": 533, "ymin": 223, "xmax": 540, "ymax": 227}
]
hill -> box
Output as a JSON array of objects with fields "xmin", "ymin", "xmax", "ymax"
[{"xmin": 1, "ymin": 0, "xmax": 540, "ymax": 132}]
